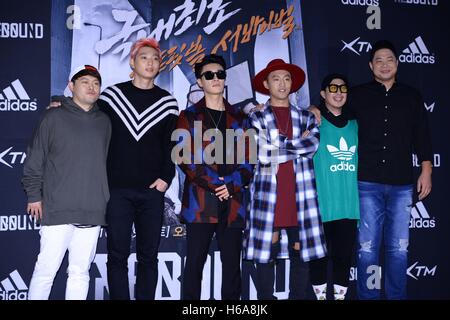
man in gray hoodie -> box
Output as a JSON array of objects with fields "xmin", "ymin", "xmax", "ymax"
[{"xmin": 22, "ymin": 65, "xmax": 111, "ymax": 300}]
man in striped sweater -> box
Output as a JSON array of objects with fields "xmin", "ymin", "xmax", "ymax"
[{"xmin": 99, "ymin": 38, "xmax": 179, "ymax": 300}]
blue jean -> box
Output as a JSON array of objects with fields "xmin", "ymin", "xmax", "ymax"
[{"xmin": 356, "ymin": 181, "xmax": 412, "ymax": 300}]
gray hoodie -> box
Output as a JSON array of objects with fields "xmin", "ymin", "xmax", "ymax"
[{"xmin": 22, "ymin": 97, "xmax": 111, "ymax": 226}]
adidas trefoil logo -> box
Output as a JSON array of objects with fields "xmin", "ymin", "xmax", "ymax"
[
  {"xmin": 327, "ymin": 137, "xmax": 356, "ymax": 172},
  {"xmin": 327, "ymin": 137, "xmax": 356, "ymax": 161}
]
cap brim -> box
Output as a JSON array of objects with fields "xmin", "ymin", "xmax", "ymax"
[{"xmin": 70, "ymin": 70, "xmax": 102, "ymax": 83}]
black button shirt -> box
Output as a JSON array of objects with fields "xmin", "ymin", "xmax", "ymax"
[
  {"xmin": 205, "ymin": 108, "xmax": 227, "ymax": 177},
  {"xmin": 345, "ymin": 80, "xmax": 432, "ymax": 185}
]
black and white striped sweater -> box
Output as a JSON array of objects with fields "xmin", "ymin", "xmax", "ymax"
[{"xmin": 99, "ymin": 81, "xmax": 178, "ymax": 188}]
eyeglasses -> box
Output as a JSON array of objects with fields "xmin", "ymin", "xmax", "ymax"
[
  {"xmin": 201, "ymin": 70, "xmax": 227, "ymax": 80},
  {"xmin": 327, "ymin": 84, "xmax": 348, "ymax": 93}
]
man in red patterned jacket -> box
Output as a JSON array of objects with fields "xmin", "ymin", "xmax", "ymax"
[{"xmin": 175, "ymin": 54, "xmax": 253, "ymax": 300}]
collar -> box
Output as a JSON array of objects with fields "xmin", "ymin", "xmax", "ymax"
[
  {"xmin": 265, "ymin": 100, "xmax": 296, "ymax": 111},
  {"xmin": 319, "ymin": 102, "xmax": 348, "ymax": 128},
  {"xmin": 193, "ymin": 97, "xmax": 239, "ymax": 118},
  {"xmin": 369, "ymin": 79, "xmax": 400, "ymax": 92}
]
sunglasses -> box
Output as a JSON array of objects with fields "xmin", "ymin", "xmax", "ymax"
[
  {"xmin": 327, "ymin": 84, "xmax": 348, "ymax": 93},
  {"xmin": 201, "ymin": 70, "xmax": 227, "ymax": 80}
]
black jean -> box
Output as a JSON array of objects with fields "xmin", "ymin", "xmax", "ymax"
[
  {"xmin": 183, "ymin": 204, "xmax": 243, "ymax": 300},
  {"xmin": 255, "ymin": 226, "xmax": 309, "ymax": 300},
  {"xmin": 106, "ymin": 188, "xmax": 164, "ymax": 300},
  {"xmin": 309, "ymin": 219, "xmax": 357, "ymax": 287}
]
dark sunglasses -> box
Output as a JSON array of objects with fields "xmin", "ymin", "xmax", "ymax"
[
  {"xmin": 201, "ymin": 70, "xmax": 227, "ymax": 80},
  {"xmin": 327, "ymin": 84, "xmax": 348, "ymax": 93}
]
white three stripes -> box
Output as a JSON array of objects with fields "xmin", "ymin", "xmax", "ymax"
[
  {"xmin": 411, "ymin": 201, "xmax": 430, "ymax": 219},
  {"xmin": 402, "ymin": 36, "xmax": 430, "ymax": 54},
  {"xmin": 0, "ymin": 79, "xmax": 30, "ymax": 100},
  {"xmin": 100, "ymin": 86, "xmax": 178, "ymax": 142},
  {"xmin": 0, "ymin": 270, "xmax": 28, "ymax": 292}
]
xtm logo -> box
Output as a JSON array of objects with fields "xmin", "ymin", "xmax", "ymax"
[
  {"xmin": 341, "ymin": 37, "xmax": 372, "ymax": 56},
  {"xmin": 410, "ymin": 201, "xmax": 436, "ymax": 229},
  {"xmin": 399, "ymin": 36, "xmax": 435, "ymax": 64},
  {"xmin": 0, "ymin": 147, "xmax": 26, "ymax": 168},
  {"xmin": 407, "ymin": 262, "xmax": 437, "ymax": 280},
  {"xmin": 352, "ymin": 262, "xmax": 437, "ymax": 284},
  {"xmin": 424, "ymin": 102, "xmax": 435, "ymax": 112},
  {"xmin": 0, "ymin": 270, "xmax": 28, "ymax": 300},
  {"xmin": 327, "ymin": 137, "xmax": 356, "ymax": 172},
  {"xmin": 0, "ymin": 79, "xmax": 38, "ymax": 111}
]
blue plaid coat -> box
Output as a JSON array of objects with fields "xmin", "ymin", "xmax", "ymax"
[{"xmin": 243, "ymin": 102, "xmax": 327, "ymax": 263}]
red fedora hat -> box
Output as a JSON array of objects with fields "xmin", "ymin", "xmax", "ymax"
[{"xmin": 253, "ymin": 59, "xmax": 306, "ymax": 95}]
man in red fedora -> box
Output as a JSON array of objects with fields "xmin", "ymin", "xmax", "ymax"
[{"xmin": 243, "ymin": 59, "xmax": 327, "ymax": 300}]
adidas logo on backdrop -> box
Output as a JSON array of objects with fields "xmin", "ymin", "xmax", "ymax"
[
  {"xmin": 399, "ymin": 36, "xmax": 435, "ymax": 64},
  {"xmin": 0, "ymin": 270, "xmax": 28, "ymax": 300},
  {"xmin": 409, "ymin": 201, "xmax": 436, "ymax": 229},
  {"xmin": 0, "ymin": 79, "xmax": 37, "ymax": 111}
]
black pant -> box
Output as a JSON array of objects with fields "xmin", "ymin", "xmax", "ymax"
[
  {"xmin": 255, "ymin": 227, "xmax": 309, "ymax": 300},
  {"xmin": 309, "ymin": 219, "xmax": 357, "ymax": 287},
  {"xmin": 106, "ymin": 188, "xmax": 164, "ymax": 300},
  {"xmin": 183, "ymin": 208, "xmax": 243, "ymax": 300}
]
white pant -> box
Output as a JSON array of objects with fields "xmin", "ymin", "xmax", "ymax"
[{"xmin": 28, "ymin": 224, "xmax": 100, "ymax": 300}]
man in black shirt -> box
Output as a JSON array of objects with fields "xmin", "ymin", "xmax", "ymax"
[
  {"xmin": 100, "ymin": 38, "xmax": 178, "ymax": 300},
  {"xmin": 348, "ymin": 40, "xmax": 432, "ymax": 300}
]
